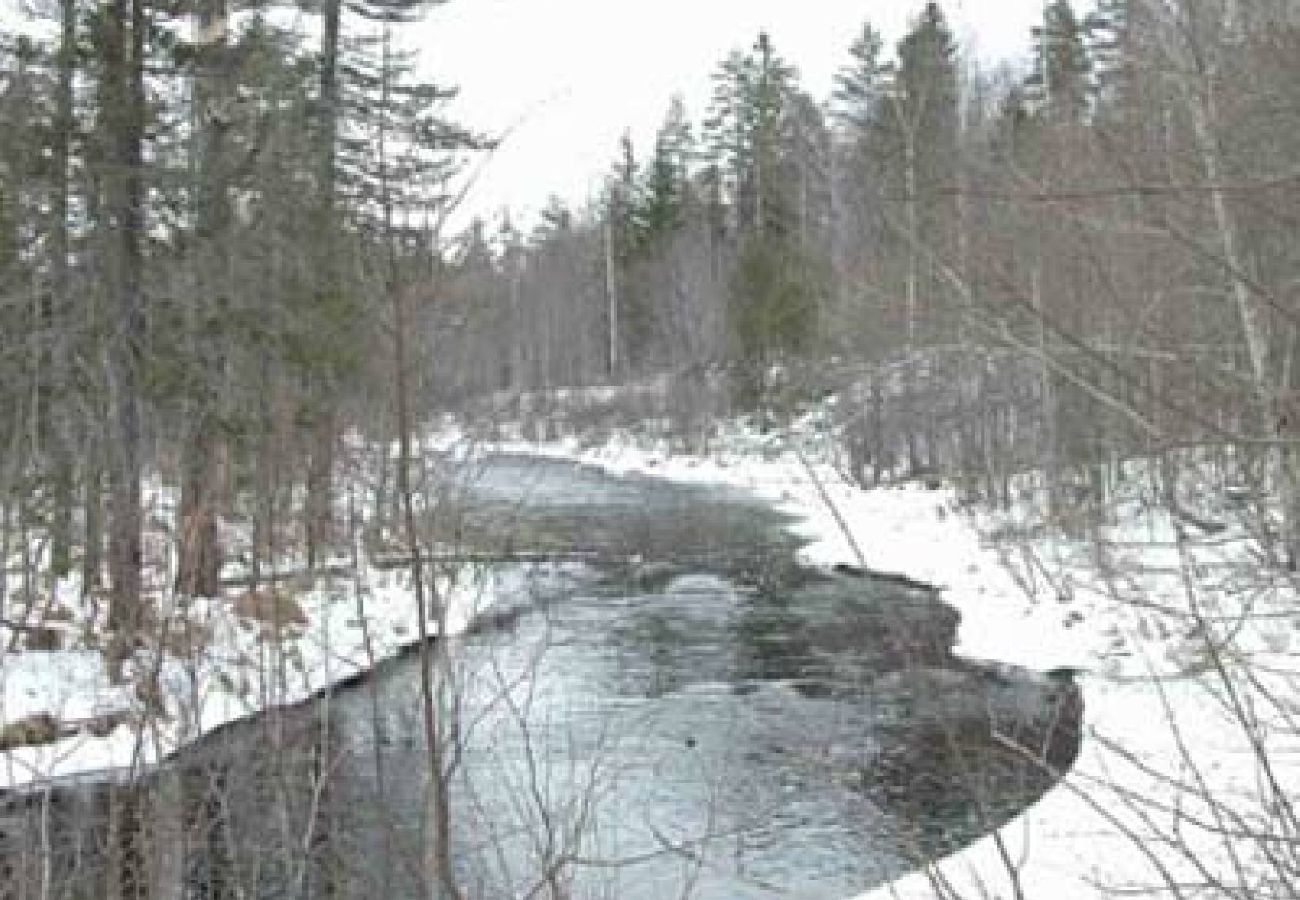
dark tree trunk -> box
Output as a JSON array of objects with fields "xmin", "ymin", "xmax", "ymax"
[
  {"xmin": 83, "ymin": 462, "xmax": 104, "ymax": 594},
  {"xmin": 48, "ymin": 0, "xmax": 77, "ymax": 579},
  {"xmin": 176, "ymin": 0, "xmax": 230, "ymax": 598},
  {"xmin": 105, "ymin": 0, "xmax": 147, "ymax": 655},
  {"xmin": 306, "ymin": 412, "xmax": 335, "ymax": 568},
  {"xmin": 176, "ymin": 423, "xmax": 223, "ymax": 596},
  {"xmin": 305, "ymin": 0, "xmax": 342, "ymax": 571}
]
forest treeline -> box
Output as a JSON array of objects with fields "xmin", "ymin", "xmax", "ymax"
[
  {"xmin": 445, "ymin": 0, "xmax": 1299, "ymax": 550},
  {"xmin": 1, "ymin": 0, "xmax": 1298, "ymax": 650}
]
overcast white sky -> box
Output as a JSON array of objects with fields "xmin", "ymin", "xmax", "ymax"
[{"xmin": 412, "ymin": 0, "xmax": 1057, "ymax": 233}]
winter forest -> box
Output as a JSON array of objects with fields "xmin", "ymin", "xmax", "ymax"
[{"xmin": 1, "ymin": 0, "xmax": 1299, "ymax": 898}]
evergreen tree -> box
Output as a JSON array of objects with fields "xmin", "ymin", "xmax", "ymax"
[
  {"xmin": 831, "ymin": 21, "xmax": 892, "ymax": 133},
  {"xmin": 162, "ymin": 9, "xmax": 339, "ymax": 597},
  {"xmin": 0, "ymin": 175, "xmax": 12, "ymax": 277},
  {"xmin": 728, "ymin": 231, "xmax": 824, "ymax": 409},
  {"xmin": 639, "ymin": 95, "xmax": 694, "ymax": 245},
  {"xmin": 303, "ymin": 0, "xmax": 480, "ymax": 564},
  {"xmin": 777, "ymin": 88, "xmax": 832, "ymax": 252},
  {"xmin": 895, "ymin": 2, "xmax": 959, "ymax": 184},
  {"xmin": 1084, "ymin": 0, "xmax": 1135, "ymax": 111},
  {"xmin": 342, "ymin": 27, "xmax": 477, "ymax": 242},
  {"xmin": 704, "ymin": 33, "xmax": 825, "ymax": 408},
  {"xmin": 889, "ymin": 0, "xmax": 960, "ymax": 346},
  {"xmin": 704, "ymin": 31, "xmax": 797, "ymax": 236},
  {"xmin": 1027, "ymin": 0, "xmax": 1092, "ymax": 124}
]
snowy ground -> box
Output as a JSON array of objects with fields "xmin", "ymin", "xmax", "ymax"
[
  {"xmin": 4, "ymin": 410, "xmax": 1298, "ymax": 899},
  {"xmin": 460, "ymin": 418, "xmax": 1300, "ymax": 900},
  {"xmin": 1, "ymin": 514, "xmax": 582, "ymax": 791}
]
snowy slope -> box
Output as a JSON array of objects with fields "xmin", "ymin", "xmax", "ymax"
[{"xmin": 472, "ymin": 425, "xmax": 1299, "ymax": 900}]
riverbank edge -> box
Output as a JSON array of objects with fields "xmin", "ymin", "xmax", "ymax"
[
  {"xmin": 0, "ymin": 546, "xmax": 578, "ymax": 792},
  {"xmin": 484, "ymin": 432, "xmax": 1295, "ymax": 900},
  {"xmin": 4, "ymin": 427, "xmax": 1291, "ymax": 900},
  {"xmin": 481, "ymin": 436, "xmax": 1095, "ymax": 899}
]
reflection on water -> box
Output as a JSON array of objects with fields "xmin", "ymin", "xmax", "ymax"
[{"xmin": 0, "ymin": 455, "xmax": 1080, "ymax": 899}]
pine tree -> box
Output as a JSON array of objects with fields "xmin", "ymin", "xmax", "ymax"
[
  {"xmin": 992, "ymin": 83, "xmax": 1034, "ymax": 164},
  {"xmin": 728, "ymin": 230, "xmax": 823, "ymax": 410},
  {"xmin": 887, "ymin": 0, "xmax": 960, "ymax": 347},
  {"xmin": 345, "ymin": 19, "xmax": 482, "ymax": 900},
  {"xmin": 1084, "ymin": 0, "xmax": 1135, "ymax": 111},
  {"xmin": 622, "ymin": 98, "xmax": 697, "ymax": 371},
  {"xmin": 535, "ymin": 194, "xmax": 573, "ymax": 237},
  {"xmin": 895, "ymin": 2, "xmax": 959, "ymax": 189},
  {"xmin": 704, "ymin": 31, "xmax": 797, "ymax": 236},
  {"xmin": 831, "ymin": 21, "xmax": 892, "ymax": 133},
  {"xmin": 302, "ymin": 0, "xmax": 476, "ymax": 565},
  {"xmin": 829, "ymin": 19, "xmax": 900, "ymax": 358},
  {"xmin": 0, "ymin": 23, "xmax": 88, "ymax": 583},
  {"xmin": 1027, "ymin": 0, "xmax": 1092, "ymax": 124},
  {"xmin": 0, "ymin": 175, "xmax": 12, "ymax": 277},
  {"xmin": 639, "ymin": 95, "xmax": 694, "ymax": 245},
  {"xmin": 704, "ymin": 33, "xmax": 825, "ymax": 409}
]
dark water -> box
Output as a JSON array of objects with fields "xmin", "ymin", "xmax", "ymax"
[{"xmin": 0, "ymin": 455, "xmax": 1081, "ymax": 899}]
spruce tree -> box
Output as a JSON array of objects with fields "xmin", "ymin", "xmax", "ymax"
[
  {"xmin": 889, "ymin": 1, "xmax": 960, "ymax": 347},
  {"xmin": 1027, "ymin": 0, "xmax": 1093, "ymax": 124},
  {"xmin": 832, "ymin": 21, "xmax": 892, "ymax": 133},
  {"xmin": 895, "ymin": 2, "xmax": 959, "ymax": 191},
  {"xmin": 639, "ymin": 95, "xmax": 694, "ymax": 246},
  {"xmin": 1085, "ymin": 0, "xmax": 1135, "ymax": 111},
  {"xmin": 704, "ymin": 31, "xmax": 797, "ymax": 236},
  {"xmin": 704, "ymin": 33, "xmax": 824, "ymax": 409}
]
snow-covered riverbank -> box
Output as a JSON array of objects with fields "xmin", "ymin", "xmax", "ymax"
[
  {"xmin": 494, "ymin": 427, "xmax": 1299, "ymax": 900},
  {"xmin": 4, "ymin": 420, "xmax": 1296, "ymax": 900},
  {"xmin": 0, "ymin": 529, "xmax": 577, "ymax": 791}
]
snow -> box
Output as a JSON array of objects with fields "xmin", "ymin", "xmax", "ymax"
[
  {"xmin": 4, "ymin": 410, "xmax": 1297, "ymax": 900},
  {"xmin": 445, "ymin": 422, "xmax": 1299, "ymax": 900},
  {"xmin": 1, "ymin": 548, "xmax": 584, "ymax": 791}
]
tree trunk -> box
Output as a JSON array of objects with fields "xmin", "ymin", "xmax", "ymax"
[
  {"xmin": 306, "ymin": 0, "xmax": 343, "ymax": 571},
  {"xmin": 176, "ymin": 422, "xmax": 223, "ymax": 596},
  {"xmin": 306, "ymin": 413, "xmax": 335, "ymax": 568},
  {"xmin": 49, "ymin": 0, "xmax": 77, "ymax": 580},
  {"xmin": 392, "ymin": 253, "xmax": 461, "ymax": 900},
  {"xmin": 374, "ymin": 31, "xmax": 461, "ymax": 890},
  {"xmin": 904, "ymin": 126, "xmax": 918, "ymax": 349},
  {"xmin": 1032, "ymin": 264, "xmax": 1058, "ymax": 516},
  {"xmin": 604, "ymin": 221, "xmax": 619, "ymax": 377},
  {"xmin": 104, "ymin": 0, "xmax": 147, "ymax": 656},
  {"xmin": 83, "ymin": 462, "xmax": 104, "ymax": 595},
  {"xmin": 176, "ymin": 0, "xmax": 230, "ymax": 597}
]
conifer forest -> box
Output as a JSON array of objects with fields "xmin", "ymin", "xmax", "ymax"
[{"xmin": 1, "ymin": 1, "xmax": 1298, "ymax": 898}]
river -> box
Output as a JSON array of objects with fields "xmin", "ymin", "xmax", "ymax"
[{"xmin": 0, "ymin": 454, "xmax": 1080, "ymax": 899}]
